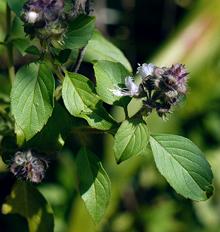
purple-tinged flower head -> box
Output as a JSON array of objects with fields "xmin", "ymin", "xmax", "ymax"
[
  {"xmin": 21, "ymin": 0, "xmax": 67, "ymax": 43},
  {"xmin": 23, "ymin": 0, "xmax": 64, "ymax": 24},
  {"xmin": 167, "ymin": 64, "xmax": 188, "ymax": 94},
  {"xmin": 10, "ymin": 150, "xmax": 48, "ymax": 183},
  {"xmin": 111, "ymin": 62, "xmax": 189, "ymax": 119}
]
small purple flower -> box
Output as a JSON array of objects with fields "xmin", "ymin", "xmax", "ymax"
[
  {"xmin": 163, "ymin": 64, "xmax": 188, "ymax": 94},
  {"xmin": 23, "ymin": 0, "xmax": 64, "ymax": 23},
  {"xmin": 169, "ymin": 64, "xmax": 188, "ymax": 80}
]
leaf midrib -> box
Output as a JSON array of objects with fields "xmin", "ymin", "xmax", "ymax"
[
  {"xmin": 68, "ymin": 75, "xmax": 98, "ymax": 110},
  {"xmin": 150, "ymin": 136, "xmax": 206, "ymax": 191}
]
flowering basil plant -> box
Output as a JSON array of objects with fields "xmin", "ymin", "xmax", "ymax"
[{"xmin": 0, "ymin": 0, "xmax": 214, "ymax": 230}]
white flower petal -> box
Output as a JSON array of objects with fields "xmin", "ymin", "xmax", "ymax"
[
  {"xmin": 109, "ymin": 88, "xmax": 127, "ymax": 97},
  {"xmin": 137, "ymin": 63, "xmax": 155, "ymax": 78},
  {"xmin": 125, "ymin": 76, "xmax": 139, "ymax": 96},
  {"xmin": 110, "ymin": 76, "xmax": 140, "ymax": 97},
  {"xmin": 26, "ymin": 11, "xmax": 39, "ymax": 24}
]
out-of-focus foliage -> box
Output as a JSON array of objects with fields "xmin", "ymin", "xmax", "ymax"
[{"xmin": 2, "ymin": 181, "xmax": 54, "ymax": 232}]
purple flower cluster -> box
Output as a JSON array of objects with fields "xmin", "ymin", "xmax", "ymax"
[
  {"xmin": 21, "ymin": 0, "xmax": 67, "ymax": 42},
  {"xmin": 113, "ymin": 63, "xmax": 189, "ymax": 118},
  {"xmin": 10, "ymin": 150, "xmax": 48, "ymax": 183},
  {"xmin": 23, "ymin": 0, "xmax": 64, "ymax": 24}
]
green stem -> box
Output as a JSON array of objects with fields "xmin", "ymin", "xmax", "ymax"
[
  {"xmin": 124, "ymin": 106, "xmax": 129, "ymax": 119},
  {"xmin": 6, "ymin": 4, "xmax": 15, "ymax": 84}
]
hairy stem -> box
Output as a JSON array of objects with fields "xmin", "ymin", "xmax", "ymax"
[
  {"xmin": 72, "ymin": 0, "xmax": 93, "ymax": 73},
  {"xmin": 73, "ymin": 46, "xmax": 87, "ymax": 73},
  {"xmin": 6, "ymin": 4, "xmax": 15, "ymax": 84}
]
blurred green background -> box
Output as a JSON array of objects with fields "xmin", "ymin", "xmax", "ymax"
[{"xmin": 1, "ymin": 0, "xmax": 220, "ymax": 231}]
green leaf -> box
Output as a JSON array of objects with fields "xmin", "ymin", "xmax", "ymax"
[
  {"xmin": 7, "ymin": 0, "xmax": 26, "ymax": 15},
  {"xmin": 13, "ymin": 39, "xmax": 32, "ymax": 55},
  {"xmin": 94, "ymin": 61, "xmax": 131, "ymax": 106},
  {"xmin": 76, "ymin": 148, "xmax": 111, "ymax": 223},
  {"xmin": 114, "ymin": 118, "xmax": 150, "ymax": 163},
  {"xmin": 64, "ymin": 15, "xmax": 95, "ymax": 49},
  {"xmin": 25, "ymin": 46, "xmax": 41, "ymax": 56},
  {"xmin": 11, "ymin": 63, "xmax": 55, "ymax": 140},
  {"xmin": 25, "ymin": 103, "xmax": 71, "ymax": 152},
  {"xmin": 10, "ymin": 16, "xmax": 25, "ymax": 39},
  {"xmin": 10, "ymin": 17, "xmax": 32, "ymax": 55},
  {"xmin": 85, "ymin": 30, "xmax": 132, "ymax": 72},
  {"xmin": 2, "ymin": 181, "xmax": 54, "ymax": 232},
  {"xmin": 57, "ymin": 49, "xmax": 71, "ymax": 64},
  {"xmin": 62, "ymin": 72, "xmax": 116, "ymax": 130},
  {"xmin": 149, "ymin": 134, "xmax": 214, "ymax": 201}
]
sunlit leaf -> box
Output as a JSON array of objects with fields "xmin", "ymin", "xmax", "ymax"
[
  {"xmin": 150, "ymin": 134, "xmax": 214, "ymax": 201},
  {"xmin": 62, "ymin": 72, "xmax": 116, "ymax": 130},
  {"xmin": 11, "ymin": 63, "xmax": 55, "ymax": 140},
  {"xmin": 114, "ymin": 118, "xmax": 150, "ymax": 163},
  {"xmin": 94, "ymin": 61, "xmax": 131, "ymax": 106},
  {"xmin": 85, "ymin": 30, "xmax": 132, "ymax": 72}
]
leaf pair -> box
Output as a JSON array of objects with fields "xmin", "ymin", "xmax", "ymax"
[{"xmin": 114, "ymin": 122, "xmax": 214, "ymax": 201}]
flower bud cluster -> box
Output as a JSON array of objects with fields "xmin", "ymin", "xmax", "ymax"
[
  {"xmin": 10, "ymin": 150, "xmax": 48, "ymax": 183},
  {"xmin": 112, "ymin": 63, "xmax": 189, "ymax": 118},
  {"xmin": 21, "ymin": 0, "xmax": 69, "ymax": 45}
]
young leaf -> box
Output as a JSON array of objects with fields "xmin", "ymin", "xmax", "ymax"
[
  {"xmin": 62, "ymin": 72, "xmax": 116, "ymax": 130},
  {"xmin": 94, "ymin": 61, "xmax": 131, "ymax": 106},
  {"xmin": 10, "ymin": 17, "xmax": 32, "ymax": 55},
  {"xmin": 64, "ymin": 15, "xmax": 95, "ymax": 50},
  {"xmin": 76, "ymin": 148, "xmax": 111, "ymax": 223},
  {"xmin": 84, "ymin": 30, "xmax": 132, "ymax": 72},
  {"xmin": 7, "ymin": 0, "xmax": 26, "ymax": 15},
  {"xmin": 11, "ymin": 63, "xmax": 55, "ymax": 140},
  {"xmin": 150, "ymin": 134, "xmax": 214, "ymax": 201},
  {"xmin": 2, "ymin": 181, "xmax": 54, "ymax": 232},
  {"xmin": 114, "ymin": 118, "xmax": 150, "ymax": 163}
]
